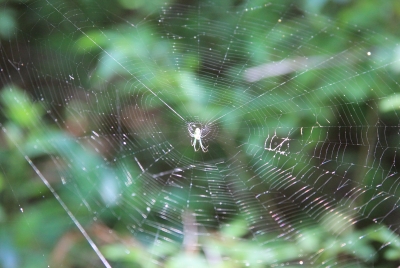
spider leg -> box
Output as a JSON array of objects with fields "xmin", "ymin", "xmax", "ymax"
[
  {"xmin": 199, "ymin": 139, "xmax": 208, "ymax": 152},
  {"xmin": 188, "ymin": 126, "xmax": 195, "ymax": 138}
]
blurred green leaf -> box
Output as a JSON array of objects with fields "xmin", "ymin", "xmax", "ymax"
[
  {"xmin": 221, "ymin": 218, "xmax": 248, "ymax": 238},
  {"xmin": 103, "ymin": 243, "xmax": 152, "ymax": 267},
  {"xmin": 1, "ymin": 86, "xmax": 44, "ymax": 128},
  {"xmin": 384, "ymin": 248, "xmax": 400, "ymax": 260},
  {"xmin": 165, "ymin": 253, "xmax": 208, "ymax": 268},
  {"xmin": 379, "ymin": 93, "xmax": 400, "ymax": 113},
  {"xmin": 0, "ymin": 8, "xmax": 16, "ymax": 39}
]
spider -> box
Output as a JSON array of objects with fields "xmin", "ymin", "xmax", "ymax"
[{"xmin": 188, "ymin": 126, "xmax": 208, "ymax": 152}]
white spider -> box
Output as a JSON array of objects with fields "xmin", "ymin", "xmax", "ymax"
[{"xmin": 189, "ymin": 127, "xmax": 208, "ymax": 152}]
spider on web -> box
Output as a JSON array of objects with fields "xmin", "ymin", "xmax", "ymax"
[{"xmin": 187, "ymin": 123, "xmax": 210, "ymax": 152}]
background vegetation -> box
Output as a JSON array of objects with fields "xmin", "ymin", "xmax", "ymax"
[{"xmin": 1, "ymin": 0, "xmax": 400, "ymax": 267}]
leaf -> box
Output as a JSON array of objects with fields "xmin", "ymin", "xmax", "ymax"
[
  {"xmin": 379, "ymin": 94, "xmax": 400, "ymax": 113},
  {"xmin": 1, "ymin": 86, "xmax": 44, "ymax": 128}
]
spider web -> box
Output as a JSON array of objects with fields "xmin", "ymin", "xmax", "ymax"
[{"xmin": 2, "ymin": 0, "xmax": 400, "ymax": 267}]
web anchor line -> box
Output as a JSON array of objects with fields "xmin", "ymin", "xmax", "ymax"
[
  {"xmin": 1, "ymin": 126, "xmax": 112, "ymax": 268},
  {"xmin": 44, "ymin": 0, "xmax": 185, "ymax": 123}
]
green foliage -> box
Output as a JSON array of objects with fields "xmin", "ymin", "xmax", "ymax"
[
  {"xmin": 1, "ymin": 0, "xmax": 400, "ymax": 267},
  {"xmin": 0, "ymin": 7, "xmax": 16, "ymax": 39}
]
